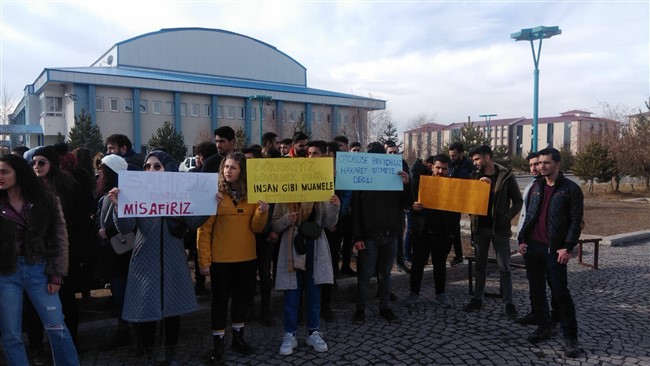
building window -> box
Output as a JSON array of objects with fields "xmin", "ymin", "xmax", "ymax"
[
  {"xmin": 238, "ymin": 107, "xmax": 245, "ymax": 120},
  {"xmin": 41, "ymin": 96, "xmax": 63, "ymax": 116},
  {"xmin": 95, "ymin": 97, "xmax": 104, "ymax": 111},
  {"xmin": 343, "ymin": 114, "xmax": 350, "ymax": 124},
  {"xmin": 217, "ymin": 105, "xmax": 223, "ymax": 118},
  {"xmin": 190, "ymin": 103, "xmax": 201, "ymax": 117},
  {"xmin": 203, "ymin": 104, "xmax": 211, "ymax": 117},
  {"xmin": 165, "ymin": 102, "xmax": 174, "ymax": 115},
  {"xmin": 180, "ymin": 103, "xmax": 187, "ymax": 116},
  {"xmin": 250, "ymin": 108, "xmax": 256, "ymax": 121},
  {"xmin": 289, "ymin": 111, "xmax": 296, "ymax": 123},
  {"xmin": 152, "ymin": 101, "xmax": 162, "ymax": 114},
  {"xmin": 326, "ymin": 114, "xmax": 331, "ymax": 124},
  {"xmin": 318, "ymin": 112, "xmax": 324, "ymax": 123},
  {"xmin": 139, "ymin": 100, "xmax": 147, "ymax": 113},
  {"xmin": 124, "ymin": 99, "xmax": 133, "ymax": 113},
  {"xmin": 110, "ymin": 98, "xmax": 119, "ymax": 112},
  {"xmin": 227, "ymin": 106, "xmax": 235, "ymax": 119}
]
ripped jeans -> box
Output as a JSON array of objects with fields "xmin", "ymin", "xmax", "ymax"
[{"xmin": 0, "ymin": 257, "xmax": 78, "ymax": 366}]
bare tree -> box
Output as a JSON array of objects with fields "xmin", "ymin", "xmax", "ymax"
[{"xmin": 1, "ymin": 87, "xmax": 16, "ymax": 147}]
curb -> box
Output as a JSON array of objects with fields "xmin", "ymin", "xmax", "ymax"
[{"xmin": 602, "ymin": 230, "xmax": 650, "ymax": 246}]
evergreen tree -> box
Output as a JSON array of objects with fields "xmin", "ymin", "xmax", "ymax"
[
  {"xmin": 378, "ymin": 120, "xmax": 401, "ymax": 148},
  {"xmin": 147, "ymin": 121, "xmax": 187, "ymax": 161},
  {"xmin": 573, "ymin": 140, "xmax": 616, "ymax": 194},
  {"xmin": 68, "ymin": 109, "xmax": 104, "ymax": 156},
  {"xmin": 559, "ymin": 146, "xmax": 574, "ymax": 173},
  {"xmin": 492, "ymin": 145, "xmax": 510, "ymax": 168},
  {"xmin": 234, "ymin": 126, "xmax": 249, "ymax": 151},
  {"xmin": 445, "ymin": 121, "xmax": 490, "ymax": 153}
]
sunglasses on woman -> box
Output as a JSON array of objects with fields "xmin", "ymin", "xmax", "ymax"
[
  {"xmin": 30, "ymin": 160, "xmax": 49, "ymax": 167},
  {"xmin": 144, "ymin": 163, "xmax": 163, "ymax": 171}
]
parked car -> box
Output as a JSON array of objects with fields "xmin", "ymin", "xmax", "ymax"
[{"xmin": 179, "ymin": 156, "xmax": 197, "ymax": 172}]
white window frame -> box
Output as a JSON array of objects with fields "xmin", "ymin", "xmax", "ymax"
[
  {"xmin": 165, "ymin": 102, "xmax": 174, "ymax": 115},
  {"xmin": 203, "ymin": 104, "xmax": 211, "ymax": 117},
  {"xmin": 110, "ymin": 98, "xmax": 119, "ymax": 112},
  {"xmin": 250, "ymin": 108, "xmax": 256, "ymax": 121},
  {"xmin": 41, "ymin": 96, "xmax": 63, "ymax": 116},
  {"xmin": 124, "ymin": 99, "xmax": 133, "ymax": 113},
  {"xmin": 95, "ymin": 97, "xmax": 104, "ymax": 112},
  {"xmin": 227, "ymin": 106, "xmax": 235, "ymax": 119},
  {"xmin": 217, "ymin": 105, "xmax": 223, "ymax": 118},
  {"xmin": 238, "ymin": 107, "xmax": 245, "ymax": 120},
  {"xmin": 289, "ymin": 111, "xmax": 296, "ymax": 123},
  {"xmin": 180, "ymin": 103, "xmax": 187, "ymax": 117},
  {"xmin": 191, "ymin": 103, "xmax": 200, "ymax": 117},
  {"xmin": 139, "ymin": 99, "xmax": 148, "ymax": 114},
  {"xmin": 152, "ymin": 101, "xmax": 162, "ymax": 115}
]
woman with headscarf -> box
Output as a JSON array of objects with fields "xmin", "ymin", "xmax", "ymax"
[
  {"xmin": 0, "ymin": 154, "xmax": 79, "ymax": 365},
  {"xmin": 107, "ymin": 150, "xmax": 209, "ymax": 365}
]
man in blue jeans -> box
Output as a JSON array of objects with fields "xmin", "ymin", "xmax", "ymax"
[
  {"xmin": 517, "ymin": 147, "xmax": 584, "ymax": 358},
  {"xmin": 463, "ymin": 145, "xmax": 522, "ymax": 318},
  {"xmin": 352, "ymin": 142, "xmax": 412, "ymax": 323}
]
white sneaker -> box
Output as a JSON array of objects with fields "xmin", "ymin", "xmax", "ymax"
[
  {"xmin": 306, "ymin": 331, "xmax": 328, "ymax": 352},
  {"xmin": 279, "ymin": 333, "xmax": 298, "ymax": 355}
]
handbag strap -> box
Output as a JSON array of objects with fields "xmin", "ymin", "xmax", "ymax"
[{"xmin": 102, "ymin": 201, "xmax": 113, "ymax": 228}]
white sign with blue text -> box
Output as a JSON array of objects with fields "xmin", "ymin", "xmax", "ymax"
[{"xmin": 335, "ymin": 152, "xmax": 404, "ymax": 191}]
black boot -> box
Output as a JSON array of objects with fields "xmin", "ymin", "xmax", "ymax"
[
  {"xmin": 209, "ymin": 336, "xmax": 225, "ymax": 364},
  {"xmin": 232, "ymin": 328, "xmax": 254, "ymax": 355},
  {"xmin": 165, "ymin": 345, "xmax": 179, "ymax": 366},
  {"xmin": 261, "ymin": 308, "xmax": 276, "ymax": 326},
  {"xmin": 143, "ymin": 346, "xmax": 156, "ymax": 366}
]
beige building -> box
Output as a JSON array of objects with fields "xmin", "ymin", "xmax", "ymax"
[{"xmin": 403, "ymin": 110, "xmax": 619, "ymax": 160}]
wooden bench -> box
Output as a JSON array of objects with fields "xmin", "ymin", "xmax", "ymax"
[
  {"xmin": 465, "ymin": 246, "xmax": 523, "ymax": 298},
  {"xmin": 466, "ymin": 238, "xmax": 602, "ymax": 297}
]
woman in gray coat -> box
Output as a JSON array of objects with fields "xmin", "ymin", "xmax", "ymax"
[{"xmin": 108, "ymin": 150, "xmax": 209, "ymax": 365}]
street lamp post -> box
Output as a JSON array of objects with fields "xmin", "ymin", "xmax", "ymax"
[
  {"xmin": 479, "ymin": 113, "xmax": 497, "ymax": 146},
  {"xmin": 249, "ymin": 95, "xmax": 272, "ymax": 145},
  {"xmin": 511, "ymin": 26, "xmax": 561, "ymax": 152}
]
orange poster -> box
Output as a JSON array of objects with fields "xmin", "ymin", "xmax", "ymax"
[{"xmin": 418, "ymin": 176, "xmax": 489, "ymax": 215}]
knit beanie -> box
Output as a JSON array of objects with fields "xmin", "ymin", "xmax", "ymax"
[
  {"xmin": 33, "ymin": 146, "xmax": 61, "ymax": 167},
  {"xmin": 101, "ymin": 154, "xmax": 128, "ymax": 173}
]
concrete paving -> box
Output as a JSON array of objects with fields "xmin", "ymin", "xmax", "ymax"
[{"xmin": 3, "ymin": 239, "xmax": 649, "ymax": 365}]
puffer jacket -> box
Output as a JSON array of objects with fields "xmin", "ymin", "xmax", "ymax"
[
  {"xmin": 517, "ymin": 173, "xmax": 584, "ymax": 253},
  {"xmin": 469, "ymin": 163, "xmax": 523, "ymax": 236},
  {"xmin": 0, "ymin": 195, "xmax": 69, "ymax": 277}
]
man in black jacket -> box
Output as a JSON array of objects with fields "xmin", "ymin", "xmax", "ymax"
[
  {"xmin": 352, "ymin": 142, "xmax": 412, "ymax": 323},
  {"xmin": 405, "ymin": 154, "xmax": 455, "ymax": 308},
  {"xmin": 517, "ymin": 147, "xmax": 584, "ymax": 358},
  {"xmin": 447, "ymin": 142, "xmax": 474, "ymax": 266}
]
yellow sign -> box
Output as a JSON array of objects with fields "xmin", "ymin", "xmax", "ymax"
[
  {"xmin": 418, "ymin": 176, "xmax": 490, "ymax": 215},
  {"xmin": 247, "ymin": 157, "xmax": 334, "ymax": 203}
]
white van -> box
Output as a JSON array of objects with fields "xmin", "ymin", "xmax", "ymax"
[{"xmin": 179, "ymin": 157, "xmax": 197, "ymax": 172}]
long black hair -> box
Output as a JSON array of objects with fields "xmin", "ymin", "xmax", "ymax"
[{"xmin": 0, "ymin": 154, "xmax": 56, "ymax": 218}]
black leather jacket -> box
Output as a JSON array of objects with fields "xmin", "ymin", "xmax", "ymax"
[{"xmin": 517, "ymin": 173, "xmax": 584, "ymax": 252}]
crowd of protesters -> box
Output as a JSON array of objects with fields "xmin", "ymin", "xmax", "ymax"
[{"xmin": 0, "ymin": 127, "xmax": 584, "ymax": 365}]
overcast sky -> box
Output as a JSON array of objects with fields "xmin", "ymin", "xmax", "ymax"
[{"xmin": 1, "ymin": 1, "xmax": 648, "ymax": 132}]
